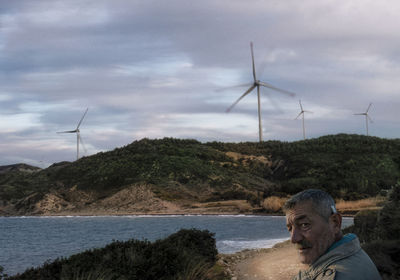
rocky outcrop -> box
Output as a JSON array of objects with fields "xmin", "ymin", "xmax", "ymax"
[
  {"xmin": 91, "ymin": 185, "xmax": 180, "ymax": 213},
  {"xmin": 0, "ymin": 184, "xmax": 182, "ymax": 216}
]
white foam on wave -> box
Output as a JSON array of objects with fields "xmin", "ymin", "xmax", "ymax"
[{"xmin": 217, "ymin": 237, "xmax": 289, "ymax": 254}]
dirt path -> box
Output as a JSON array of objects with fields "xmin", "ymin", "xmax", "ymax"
[{"xmin": 221, "ymin": 241, "xmax": 307, "ymax": 280}]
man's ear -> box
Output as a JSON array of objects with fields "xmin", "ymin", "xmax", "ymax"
[{"xmin": 329, "ymin": 213, "xmax": 342, "ymax": 234}]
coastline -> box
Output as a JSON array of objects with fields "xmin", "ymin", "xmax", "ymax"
[
  {"xmin": 0, "ymin": 208, "xmax": 356, "ymax": 217},
  {"xmin": 0, "ymin": 207, "xmax": 287, "ymax": 217},
  {"xmin": 1, "ymin": 213, "xmax": 355, "ymax": 217},
  {"xmin": 0, "ymin": 212, "xmax": 285, "ymax": 217},
  {"xmin": 0, "ymin": 214, "xmax": 291, "ymax": 276},
  {"xmin": 0, "ymin": 214, "xmax": 355, "ymax": 277}
]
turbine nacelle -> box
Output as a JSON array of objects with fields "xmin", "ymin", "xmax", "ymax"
[
  {"xmin": 57, "ymin": 108, "xmax": 88, "ymax": 160},
  {"xmin": 225, "ymin": 42, "xmax": 296, "ymax": 142},
  {"xmin": 354, "ymin": 103, "xmax": 373, "ymax": 136},
  {"xmin": 295, "ymin": 100, "xmax": 312, "ymax": 140}
]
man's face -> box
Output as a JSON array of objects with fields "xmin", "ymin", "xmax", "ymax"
[{"xmin": 285, "ymin": 201, "xmax": 336, "ymax": 265}]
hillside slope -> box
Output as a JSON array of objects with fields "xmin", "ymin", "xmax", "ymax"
[{"xmin": 1, "ymin": 134, "xmax": 399, "ymax": 215}]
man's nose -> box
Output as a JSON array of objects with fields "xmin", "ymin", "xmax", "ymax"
[{"xmin": 290, "ymin": 227, "xmax": 303, "ymax": 244}]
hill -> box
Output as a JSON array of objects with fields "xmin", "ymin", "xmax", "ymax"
[
  {"xmin": 0, "ymin": 164, "xmax": 41, "ymax": 174},
  {"xmin": 0, "ymin": 134, "xmax": 399, "ymax": 215}
]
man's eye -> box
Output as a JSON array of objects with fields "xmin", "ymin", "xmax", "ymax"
[{"xmin": 300, "ymin": 223, "xmax": 310, "ymax": 229}]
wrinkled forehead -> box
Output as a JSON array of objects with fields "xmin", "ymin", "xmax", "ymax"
[{"xmin": 285, "ymin": 201, "xmax": 315, "ymax": 224}]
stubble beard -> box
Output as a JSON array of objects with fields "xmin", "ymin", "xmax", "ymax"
[{"xmin": 298, "ymin": 230, "xmax": 335, "ymax": 265}]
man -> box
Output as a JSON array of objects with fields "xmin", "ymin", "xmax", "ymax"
[{"xmin": 283, "ymin": 189, "xmax": 381, "ymax": 280}]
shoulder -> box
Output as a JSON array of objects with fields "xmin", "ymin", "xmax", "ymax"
[
  {"xmin": 295, "ymin": 236, "xmax": 381, "ymax": 280},
  {"xmin": 333, "ymin": 248, "xmax": 381, "ymax": 280},
  {"xmin": 292, "ymin": 268, "xmax": 337, "ymax": 280},
  {"xmin": 310, "ymin": 236, "xmax": 381, "ymax": 280}
]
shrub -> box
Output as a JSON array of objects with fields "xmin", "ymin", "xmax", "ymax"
[
  {"xmin": 262, "ymin": 196, "xmax": 287, "ymax": 213},
  {"xmin": 377, "ymin": 184, "xmax": 400, "ymax": 241},
  {"xmin": 335, "ymin": 196, "xmax": 384, "ymax": 212},
  {"xmin": 344, "ymin": 184, "xmax": 400, "ymax": 278},
  {"xmin": 363, "ymin": 240, "xmax": 400, "ymax": 280},
  {"xmin": 6, "ymin": 229, "xmax": 218, "ymax": 280},
  {"xmin": 343, "ymin": 209, "xmax": 380, "ymax": 243}
]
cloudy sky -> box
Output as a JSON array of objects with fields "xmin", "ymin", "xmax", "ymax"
[{"xmin": 1, "ymin": 0, "xmax": 400, "ymax": 167}]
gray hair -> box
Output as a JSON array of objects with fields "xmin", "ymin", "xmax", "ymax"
[{"xmin": 283, "ymin": 189, "xmax": 337, "ymax": 221}]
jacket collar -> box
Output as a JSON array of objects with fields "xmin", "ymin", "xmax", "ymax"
[{"xmin": 298, "ymin": 235, "xmax": 361, "ymax": 279}]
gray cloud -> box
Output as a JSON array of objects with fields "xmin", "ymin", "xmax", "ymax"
[{"xmin": 1, "ymin": 0, "xmax": 400, "ymax": 166}]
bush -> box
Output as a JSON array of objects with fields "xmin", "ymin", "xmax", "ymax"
[
  {"xmin": 262, "ymin": 196, "xmax": 287, "ymax": 213},
  {"xmin": 6, "ymin": 229, "xmax": 218, "ymax": 280},
  {"xmin": 344, "ymin": 184, "xmax": 400, "ymax": 279},
  {"xmin": 378, "ymin": 184, "xmax": 400, "ymax": 240},
  {"xmin": 363, "ymin": 240, "xmax": 400, "ymax": 280},
  {"xmin": 343, "ymin": 209, "xmax": 380, "ymax": 243}
]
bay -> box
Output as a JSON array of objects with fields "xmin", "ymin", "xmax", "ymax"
[{"xmin": 0, "ymin": 215, "xmax": 353, "ymax": 276}]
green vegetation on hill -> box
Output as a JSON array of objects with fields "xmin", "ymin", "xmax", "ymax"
[
  {"xmin": 207, "ymin": 134, "xmax": 400, "ymax": 198},
  {"xmin": 1, "ymin": 134, "xmax": 400, "ymax": 210},
  {"xmin": 52, "ymin": 138, "xmax": 239, "ymax": 193},
  {"xmin": 3, "ymin": 229, "xmax": 224, "ymax": 280},
  {"xmin": 0, "ymin": 164, "xmax": 41, "ymax": 174}
]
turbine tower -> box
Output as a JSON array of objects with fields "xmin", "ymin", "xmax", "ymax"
[
  {"xmin": 57, "ymin": 108, "xmax": 88, "ymax": 160},
  {"xmin": 354, "ymin": 103, "xmax": 373, "ymax": 136},
  {"xmin": 226, "ymin": 42, "xmax": 295, "ymax": 142},
  {"xmin": 295, "ymin": 100, "xmax": 312, "ymax": 140}
]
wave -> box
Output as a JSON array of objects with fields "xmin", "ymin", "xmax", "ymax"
[{"xmin": 217, "ymin": 237, "xmax": 289, "ymax": 254}]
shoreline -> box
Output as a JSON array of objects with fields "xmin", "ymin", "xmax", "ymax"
[
  {"xmin": 0, "ymin": 215, "xmax": 355, "ymax": 277},
  {"xmin": 0, "ymin": 211, "xmax": 286, "ymax": 217},
  {"xmin": 1, "ymin": 215, "xmax": 293, "ymax": 276},
  {"xmin": 0, "ymin": 211, "xmax": 356, "ymax": 218}
]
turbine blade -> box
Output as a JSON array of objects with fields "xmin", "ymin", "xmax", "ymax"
[
  {"xmin": 367, "ymin": 114, "xmax": 373, "ymax": 123},
  {"xmin": 79, "ymin": 134, "xmax": 87, "ymax": 153},
  {"xmin": 366, "ymin": 103, "xmax": 372, "ymax": 113},
  {"xmin": 76, "ymin": 107, "xmax": 89, "ymax": 129},
  {"xmin": 258, "ymin": 81, "xmax": 296, "ymax": 97},
  {"xmin": 304, "ymin": 110, "xmax": 313, "ymax": 114},
  {"xmin": 226, "ymin": 85, "xmax": 256, "ymax": 112},
  {"xmin": 295, "ymin": 112, "xmax": 303, "ymax": 120},
  {"xmin": 250, "ymin": 42, "xmax": 256, "ymax": 82},
  {"xmin": 263, "ymin": 91, "xmax": 283, "ymax": 113},
  {"xmin": 215, "ymin": 83, "xmax": 254, "ymax": 92},
  {"xmin": 299, "ymin": 100, "xmax": 303, "ymax": 111},
  {"xmin": 57, "ymin": 130, "xmax": 77, "ymax": 134}
]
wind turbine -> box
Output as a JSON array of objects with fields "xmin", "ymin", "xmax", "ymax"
[
  {"xmin": 295, "ymin": 100, "xmax": 313, "ymax": 140},
  {"xmin": 354, "ymin": 103, "xmax": 373, "ymax": 136},
  {"xmin": 226, "ymin": 42, "xmax": 295, "ymax": 142},
  {"xmin": 57, "ymin": 108, "xmax": 88, "ymax": 160}
]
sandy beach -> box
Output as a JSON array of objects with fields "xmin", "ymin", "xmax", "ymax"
[{"xmin": 220, "ymin": 240, "xmax": 307, "ymax": 280}]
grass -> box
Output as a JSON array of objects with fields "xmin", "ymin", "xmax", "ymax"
[
  {"xmin": 335, "ymin": 196, "xmax": 386, "ymax": 212},
  {"xmin": 175, "ymin": 260, "xmax": 211, "ymax": 280},
  {"xmin": 262, "ymin": 196, "xmax": 287, "ymax": 213},
  {"xmin": 259, "ymin": 195, "xmax": 386, "ymax": 214},
  {"xmin": 192, "ymin": 196, "xmax": 385, "ymax": 214},
  {"xmin": 194, "ymin": 200, "xmax": 253, "ymax": 212}
]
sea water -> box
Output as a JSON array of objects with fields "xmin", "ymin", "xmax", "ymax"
[{"xmin": 0, "ymin": 215, "xmax": 353, "ymax": 276}]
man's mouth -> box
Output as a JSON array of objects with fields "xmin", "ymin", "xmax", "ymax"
[
  {"xmin": 296, "ymin": 243, "xmax": 312, "ymax": 252},
  {"xmin": 298, "ymin": 247, "xmax": 311, "ymax": 253}
]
